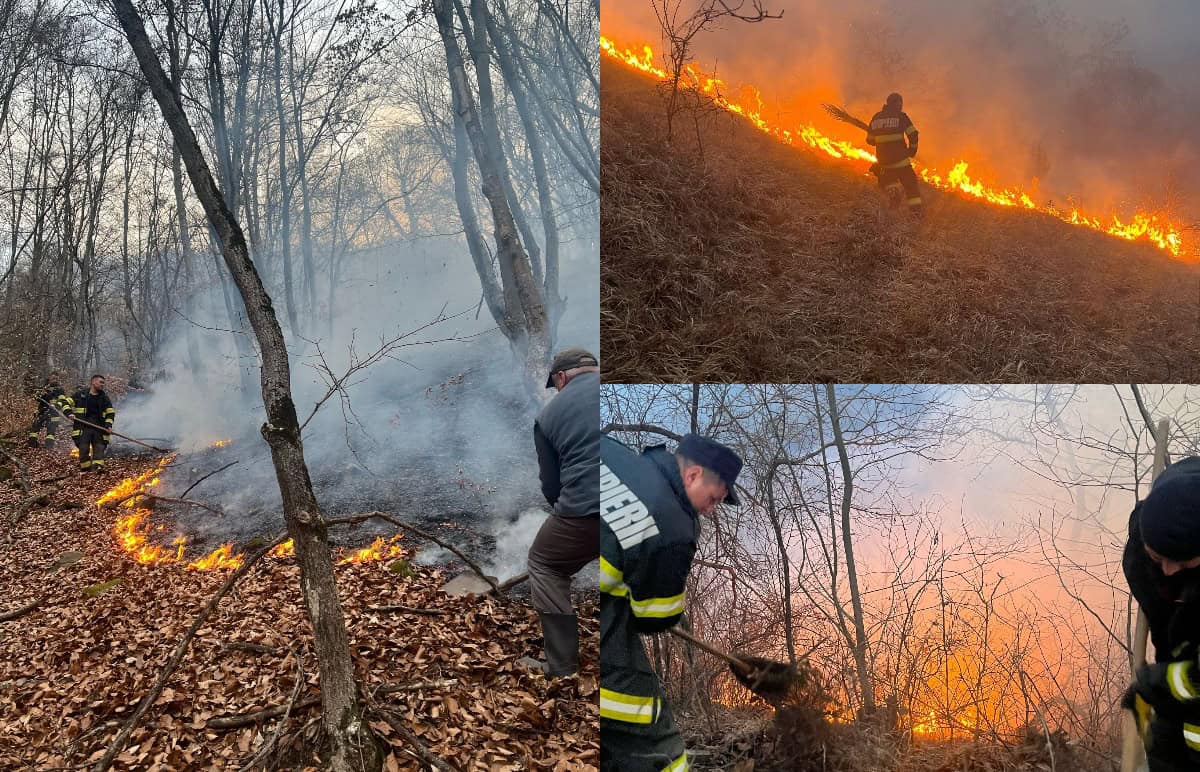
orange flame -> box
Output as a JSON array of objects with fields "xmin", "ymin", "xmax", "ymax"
[
  {"xmin": 601, "ymin": 36, "xmax": 1186, "ymax": 257},
  {"xmin": 269, "ymin": 539, "xmax": 295, "ymax": 558},
  {"xmin": 211, "ymin": 439, "xmax": 232, "ymax": 448},
  {"xmin": 98, "ymin": 456, "xmax": 245, "ymax": 571},
  {"xmin": 337, "ymin": 535, "xmax": 404, "ymax": 564}
]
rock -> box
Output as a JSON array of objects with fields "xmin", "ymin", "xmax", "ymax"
[{"xmin": 440, "ymin": 572, "xmax": 496, "ymax": 597}]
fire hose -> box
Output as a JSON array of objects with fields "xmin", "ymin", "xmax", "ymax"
[{"xmin": 38, "ymin": 397, "xmax": 171, "ymax": 454}]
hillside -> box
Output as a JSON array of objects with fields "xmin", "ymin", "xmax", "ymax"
[{"xmin": 601, "ymin": 59, "xmax": 1200, "ymax": 382}]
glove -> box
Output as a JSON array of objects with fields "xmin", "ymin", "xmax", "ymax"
[
  {"xmin": 908, "ymin": 145, "xmax": 918, "ymax": 158},
  {"xmin": 1134, "ymin": 661, "xmax": 1200, "ymax": 720},
  {"xmin": 1123, "ymin": 683, "xmax": 1156, "ymax": 748}
]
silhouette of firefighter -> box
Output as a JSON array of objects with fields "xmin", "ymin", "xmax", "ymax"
[{"xmin": 866, "ymin": 92, "xmax": 922, "ymax": 218}]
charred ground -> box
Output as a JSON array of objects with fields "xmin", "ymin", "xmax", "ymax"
[{"xmin": 601, "ymin": 59, "xmax": 1200, "ymax": 382}]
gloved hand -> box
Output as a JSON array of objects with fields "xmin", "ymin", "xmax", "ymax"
[
  {"xmin": 1135, "ymin": 661, "xmax": 1200, "ymax": 719},
  {"xmin": 1122, "ymin": 683, "xmax": 1156, "ymax": 750},
  {"xmin": 908, "ymin": 145, "xmax": 918, "ymax": 158}
]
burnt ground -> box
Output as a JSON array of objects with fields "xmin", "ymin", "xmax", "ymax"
[{"xmin": 0, "ymin": 443, "xmax": 600, "ymax": 770}]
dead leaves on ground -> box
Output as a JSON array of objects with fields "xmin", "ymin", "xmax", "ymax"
[{"xmin": 0, "ymin": 449, "xmax": 599, "ymax": 770}]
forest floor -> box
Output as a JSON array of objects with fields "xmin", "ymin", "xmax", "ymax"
[
  {"xmin": 0, "ymin": 443, "xmax": 598, "ymax": 771},
  {"xmin": 678, "ymin": 704, "xmax": 1109, "ymax": 772},
  {"xmin": 601, "ymin": 58, "xmax": 1200, "ymax": 383}
]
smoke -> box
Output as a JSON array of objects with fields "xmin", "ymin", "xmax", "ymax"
[
  {"xmin": 603, "ymin": 0, "xmax": 1200, "ymax": 219},
  {"xmin": 111, "ymin": 230, "xmax": 599, "ymax": 563}
]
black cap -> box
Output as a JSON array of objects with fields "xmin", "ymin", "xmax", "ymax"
[
  {"xmin": 1141, "ymin": 456, "xmax": 1200, "ymax": 562},
  {"xmin": 678, "ymin": 433, "xmax": 742, "ymax": 505},
  {"xmin": 546, "ymin": 347, "xmax": 598, "ymax": 388}
]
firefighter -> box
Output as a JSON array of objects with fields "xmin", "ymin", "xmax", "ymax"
[
  {"xmin": 600, "ymin": 432, "xmax": 742, "ymax": 772},
  {"xmin": 1122, "ymin": 456, "xmax": 1200, "ymax": 771},
  {"xmin": 66, "ymin": 374, "xmax": 116, "ymax": 474},
  {"xmin": 527, "ymin": 347, "xmax": 601, "ymax": 677},
  {"xmin": 866, "ymin": 92, "xmax": 922, "ymax": 218},
  {"xmin": 27, "ymin": 372, "xmax": 68, "ymax": 449}
]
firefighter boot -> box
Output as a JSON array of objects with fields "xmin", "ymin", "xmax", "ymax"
[
  {"xmin": 539, "ymin": 612, "xmax": 580, "ymax": 677},
  {"xmin": 27, "ymin": 436, "xmax": 38, "ymax": 448},
  {"xmin": 44, "ymin": 436, "xmax": 55, "ymax": 450}
]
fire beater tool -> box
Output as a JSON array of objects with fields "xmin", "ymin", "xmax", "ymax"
[
  {"xmin": 821, "ymin": 102, "xmax": 870, "ymax": 133},
  {"xmin": 669, "ymin": 625, "xmax": 799, "ymax": 699},
  {"xmin": 40, "ymin": 397, "xmax": 171, "ymax": 454}
]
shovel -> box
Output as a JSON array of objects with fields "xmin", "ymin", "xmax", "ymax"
[{"xmin": 669, "ymin": 625, "xmax": 800, "ymax": 699}]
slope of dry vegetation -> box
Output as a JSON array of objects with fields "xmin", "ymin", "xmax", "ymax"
[
  {"xmin": 601, "ymin": 60, "xmax": 1200, "ymax": 382},
  {"xmin": 0, "ymin": 447, "xmax": 598, "ymax": 770}
]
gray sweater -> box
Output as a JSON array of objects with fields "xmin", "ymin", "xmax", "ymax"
[{"xmin": 534, "ymin": 370, "xmax": 600, "ymax": 517}]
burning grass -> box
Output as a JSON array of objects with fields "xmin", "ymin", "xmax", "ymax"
[
  {"xmin": 679, "ymin": 703, "xmax": 1096, "ymax": 771},
  {"xmin": 601, "ymin": 58, "xmax": 1200, "ymax": 382},
  {"xmin": 0, "ymin": 448, "xmax": 599, "ymax": 769}
]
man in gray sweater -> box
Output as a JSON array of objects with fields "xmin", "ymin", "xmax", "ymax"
[{"xmin": 529, "ymin": 347, "xmax": 600, "ymax": 677}]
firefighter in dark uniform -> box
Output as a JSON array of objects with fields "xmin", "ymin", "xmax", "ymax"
[
  {"xmin": 1123, "ymin": 456, "xmax": 1200, "ymax": 771},
  {"xmin": 866, "ymin": 92, "xmax": 922, "ymax": 218},
  {"xmin": 600, "ymin": 432, "xmax": 743, "ymax": 772},
  {"xmin": 27, "ymin": 372, "xmax": 69, "ymax": 449},
  {"xmin": 65, "ymin": 374, "xmax": 116, "ymax": 474}
]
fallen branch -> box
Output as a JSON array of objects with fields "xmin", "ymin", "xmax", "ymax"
[
  {"xmin": 373, "ymin": 678, "xmax": 458, "ymax": 696},
  {"xmin": 8, "ymin": 484, "xmax": 63, "ymax": 540},
  {"xmin": 376, "ymin": 709, "xmax": 460, "ymax": 772},
  {"xmin": 93, "ymin": 531, "xmax": 289, "ymax": 772},
  {"xmin": 238, "ymin": 645, "xmax": 306, "ymax": 771},
  {"xmin": 219, "ymin": 640, "xmax": 283, "ymax": 657},
  {"xmin": 366, "ymin": 604, "xmax": 447, "ymax": 616},
  {"xmin": 180, "ymin": 460, "xmax": 240, "ymax": 499},
  {"xmin": 0, "ymin": 597, "xmax": 45, "ymax": 622},
  {"xmin": 33, "ymin": 473, "xmax": 75, "ymax": 485},
  {"xmin": 208, "ymin": 696, "xmax": 321, "ymax": 730}
]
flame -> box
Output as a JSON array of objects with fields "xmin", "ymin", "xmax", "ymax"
[
  {"xmin": 211, "ymin": 439, "xmax": 231, "ymax": 448},
  {"xmin": 98, "ymin": 456, "xmax": 245, "ymax": 571},
  {"xmin": 70, "ymin": 447, "xmax": 79, "ymax": 458},
  {"xmin": 99, "ymin": 463, "xmax": 406, "ymax": 571},
  {"xmin": 269, "ymin": 539, "xmax": 295, "ymax": 558},
  {"xmin": 601, "ymin": 36, "xmax": 1186, "ymax": 257},
  {"xmin": 337, "ymin": 535, "xmax": 404, "ymax": 564}
]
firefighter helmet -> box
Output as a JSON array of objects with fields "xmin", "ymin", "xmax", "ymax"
[{"xmin": 886, "ymin": 92, "xmax": 903, "ymax": 109}]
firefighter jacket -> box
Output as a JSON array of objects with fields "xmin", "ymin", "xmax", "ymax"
[
  {"xmin": 35, "ymin": 384, "xmax": 68, "ymax": 419},
  {"xmin": 66, "ymin": 389, "xmax": 115, "ymax": 439},
  {"xmin": 866, "ymin": 105, "xmax": 919, "ymax": 170},
  {"xmin": 600, "ymin": 435, "xmax": 697, "ymax": 728},
  {"xmin": 1123, "ymin": 457, "xmax": 1200, "ymax": 765}
]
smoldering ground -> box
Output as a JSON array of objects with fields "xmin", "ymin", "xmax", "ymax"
[
  {"xmin": 107, "ymin": 231, "xmax": 599, "ymax": 582},
  {"xmin": 602, "ymin": 0, "xmax": 1200, "ymax": 220}
]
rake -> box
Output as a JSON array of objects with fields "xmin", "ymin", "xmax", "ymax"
[
  {"xmin": 669, "ymin": 625, "xmax": 801, "ymax": 699},
  {"xmin": 821, "ymin": 103, "xmax": 870, "ymax": 133}
]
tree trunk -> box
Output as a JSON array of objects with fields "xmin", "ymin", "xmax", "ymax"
[
  {"xmin": 824, "ymin": 383, "xmax": 874, "ymax": 713},
  {"xmin": 432, "ymin": 0, "xmax": 550, "ymax": 396},
  {"xmin": 111, "ymin": 3, "xmax": 382, "ymax": 769}
]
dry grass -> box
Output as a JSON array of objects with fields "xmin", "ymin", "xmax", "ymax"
[
  {"xmin": 679, "ymin": 705, "xmax": 1100, "ymax": 772},
  {"xmin": 601, "ymin": 60, "xmax": 1200, "ymax": 382}
]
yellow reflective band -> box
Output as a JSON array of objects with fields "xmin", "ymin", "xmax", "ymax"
[
  {"xmin": 72, "ymin": 430, "xmax": 81, "ymax": 437},
  {"xmin": 80, "ymin": 461, "xmax": 91, "ymax": 469},
  {"xmin": 629, "ymin": 592, "xmax": 686, "ymax": 619},
  {"xmin": 599, "ymin": 689, "xmax": 657, "ymax": 724},
  {"xmin": 103, "ymin": 408, "xmax": 115, "ymax": 416},
  {"xmin": 1185, "ymin": 723, "xmax": 1200, "ymax": 751},
  {"xmin": 887, "ymin": 158, "xmax": 912, "ymax": 169},
  {"xmin": 73, "ymin": 408, "xmax": 85, "ymax": 414},
  {"xmin": 665, "ymin": 752, "xmax": 689, "ymax": 771},
  {"xmin": 904, "ymin": 125, "xmax": 918, "ymax": 136},
  {"xmin": 599, "ymin": 556, "xmax": 625, "ymax": 594},
  {"xmin": 907, "ymin": 197, "xmax": 923, "ymax": 205},
  {"xmin": 28, "ymin": 433, "xmax": 39, "ymax": 438},
  {"xmin": 872, "ymin": 133, "xmax": 905, "ymax": 143},
  {"xmin": 1168, "ymin": 661, "xmax": 1198, "ymax": 701}
]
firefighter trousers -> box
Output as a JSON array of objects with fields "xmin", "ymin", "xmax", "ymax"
[
  {"xmin": 527, "ymin": 513, "xmax": 599, "ymax": 676},
  {"xmin": 76, "ymin": 426, "xmax": 108, "ymax": 472},
  {"xmin": 600, "ymin": 695, "xmax": 688, "ymax": 771},
  {"xmin": 29, "ymin": 413, "xmax": 59, "ymax": 448},
  {"xmin": 878, "ymin": 164, "xmax": 923, "ymax": 215}
]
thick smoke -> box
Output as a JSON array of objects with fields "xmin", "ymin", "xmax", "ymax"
[
  {"xmin": 604, "ymin": 0, "xmax": 1200, "ymax": 219},
  {"xmin": 113, "ymin": 231, "xmax": 599, "ymax": 577}
]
